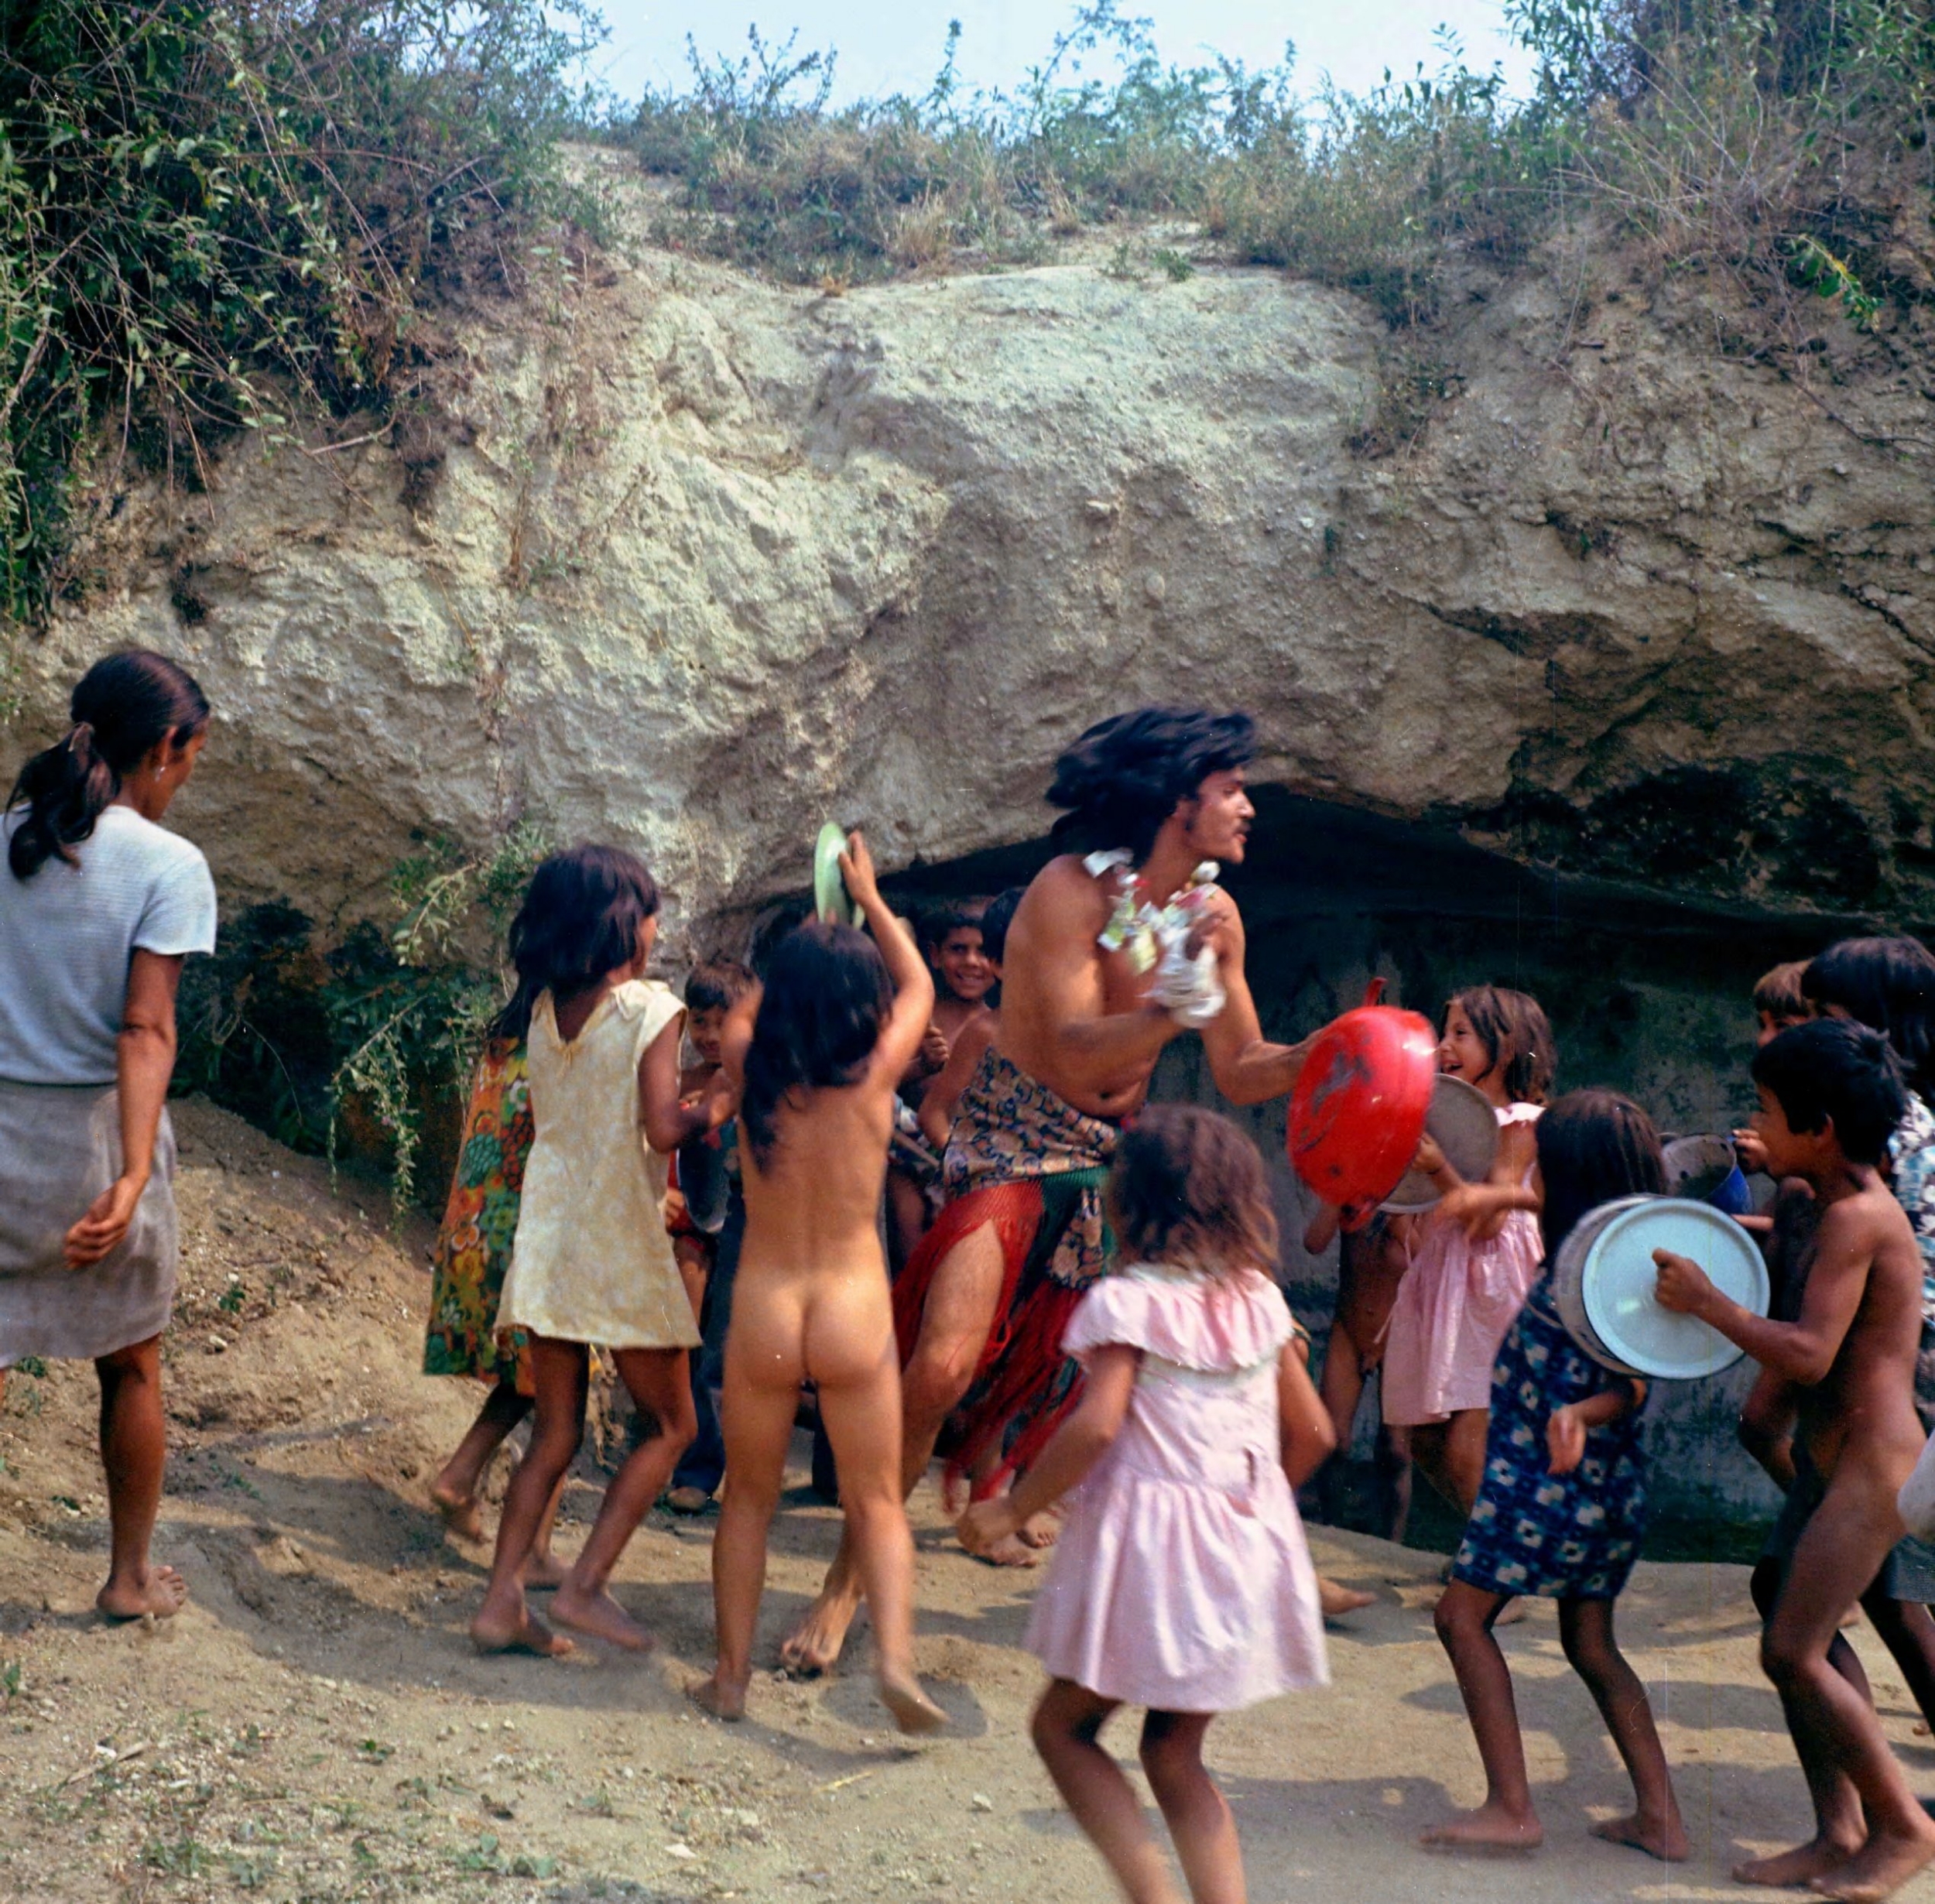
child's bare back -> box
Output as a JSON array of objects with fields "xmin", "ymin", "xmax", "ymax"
[{"xmin": 737, "ymin": 1079, "xmax": 902, "ymax": 1389}]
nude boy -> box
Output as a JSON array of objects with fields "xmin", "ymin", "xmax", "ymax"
[{"xmin": 1656, "ymin": 1018, "xmax": 1935, "ymax": 1904}]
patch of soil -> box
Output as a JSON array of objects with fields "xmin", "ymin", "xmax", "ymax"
[{"xmin": 2, "ymin": 1099, "xmax": 1932, "ymax": 1902}]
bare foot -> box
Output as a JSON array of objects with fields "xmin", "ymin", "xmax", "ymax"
[
  {"xmin": 1018, "ymin": 1509, "xmax": 1061, "ymax": 1550},
  {"xmin": 520, "ymin": 1550, "xmax": 568, "ymax": 1591},
  {"xmin": 879, "ymin": 1669, "xmax": 947, "ymax": 1735},
  {"xmin": 1319, "ymin": 1577, "xmax": 1376, "ymax": 1618},
  {"xmin": 431, "ymin": 1478, "xmax": 486, "ymax": 1543},
  {"xmin": 470, "ymin": 1605, "xmax": 573, "ymax": 1657},
  {"xmin": 98, "ymin": 1566, "xmax": 188, "ymax": 1621},
  {"xmin": 1591, "ymin": 1811, "xmax": 1690, "ymax": 1863},
  {"xmin": 1735, "ymin": 1837, "xmax": 1865, "ymax": 1888},
  {"xmin": 780, "ymin": 1584, "xmax": 861, "ymax": 1676},
  {"xmin": 973, "ymin": 1532, "xmax": 1040, "ymax": 1569},
  {"xmin": 690, "ymin": 1672, "xmax": 747, "ymax": 1722},
  {"xmin": 550, "ymin": 1582, "xmax": 656, "ymax": 1652},
  {"xmin": 1809, "ymin": 1827, "xmax": 1935, "ymax": 1902},
  {"xmin": 1420, "ymin": 1803, "xmax": 1543, "ymax": 1853}
]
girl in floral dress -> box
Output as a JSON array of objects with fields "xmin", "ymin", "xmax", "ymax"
[
  {"xmin": 1423, "ymin": 1090, "xmax": 1687, "ymax": 1863},
  {"xmin": 422, "ymin": 1029, "xmax": 564, "ymax": 1584}
]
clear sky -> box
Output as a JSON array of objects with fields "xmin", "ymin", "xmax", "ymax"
[{"xmin": 577, "ymin": 0, "xmax": 1538, "ymax": 109}]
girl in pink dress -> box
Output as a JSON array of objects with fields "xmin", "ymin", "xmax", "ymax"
[
  {"xmin": 1382, "ymin": 986, "xmax": 1556, "ymax": 1516},
  {"xmin": 960, "ymin": 1104, "xmax": 1332, "ymax": 1904}
]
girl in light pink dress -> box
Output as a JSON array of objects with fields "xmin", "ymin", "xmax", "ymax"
[
  {"xmin": 1382, "ymin": 986, "xmax": 1556, "ymax": 1519},
  {"xmin": 961, "ymin": 1104, "xmax": 1332, "ymax": 1904}
]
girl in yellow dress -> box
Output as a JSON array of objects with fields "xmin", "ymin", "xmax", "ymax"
[{"xmin": 471, "ymin": 846, "xmax": 731, "ymax": 1657}]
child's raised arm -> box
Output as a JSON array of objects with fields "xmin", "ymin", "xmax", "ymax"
[
  {"xmin": 839, "ymin": 831, "xmax": 936, "ymax": 1084},
  {"xmin": 1655, "ymin": 1200, "xmax": 1872, "ymax": 1385},
  {"xmin": 956, "ymin": 1344, "xmax": 1138, "ymax": 1556}
]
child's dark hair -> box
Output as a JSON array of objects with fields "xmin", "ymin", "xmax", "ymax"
[
  {"xmin": 1753, "ymin": 960, "xmax": 1810, "ymax": 1026},
  {"xmin": 1105, "ymin": 1104, "xmax": 1278, "ymax": 1277},
  {"xmin": 493, "ymin": 844, "xmax": 660, "ymax": 1042},
  {"xmin": 919, "ymin": 897, "xmax": 988, "ymax": 954},
  {"xmin": 686, "ymin": 955, "xmax": 757, "ymax": 1016},
  {"xmin": 979, "ymin": 886, "xmax": 1024, "ymax": 964},
  {"xmin": 8, "ymin": 649, "xmax": 210, "ymax": 880},
  {"xmin": 1046, "ymin": 707, "xmax": 1255, "ymax": 862},
  {"xmin": 741, "ymin": 921, "xmax": 892, "ymax": 1167},
  {"xmin": 1802, "ymin": 937, "xmax": 1935, "ymax": 1101},
  {"xmin": 1447, "ymin": 986, "xmax": 1557, "ymax": 1104},
  {"xmin": 1752, "ymin": 1018, "xmax": 1908, "ymax": 1166},
  {"xmin": 1535, "ymin": 1091, "xmax": 1666, "ymax": 1261}
]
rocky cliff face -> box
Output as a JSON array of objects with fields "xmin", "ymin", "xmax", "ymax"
[{"xmin": 9, "ymin": 228, "xmax": 1933, "ymax": 940}]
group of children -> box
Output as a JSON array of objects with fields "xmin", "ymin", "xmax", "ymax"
[{"xmin": 418, "ymin": 838, "xmax": 1935, "ymax": 1904}]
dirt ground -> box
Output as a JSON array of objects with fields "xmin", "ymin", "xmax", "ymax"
[{"xmin": 4, "ymin": 1100, "xmax": 1935, "ymax": 1904}]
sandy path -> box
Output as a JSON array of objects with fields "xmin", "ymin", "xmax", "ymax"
[{"xmin": 2, "ymin": 1100, "xmax": 1933, "ymax": 1902}]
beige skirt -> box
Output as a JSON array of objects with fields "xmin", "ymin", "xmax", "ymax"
[{"xmin": 0, "ymin": 1082, "xmax": 178, "ymax": 1361}]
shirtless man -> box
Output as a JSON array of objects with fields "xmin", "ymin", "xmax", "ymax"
[
  {"xmin": 783, "ymin": 707, "xmax": 1316, "ymax": 1672},
  {"xmin": 1656, "ymin": 1018, "xmax": 1935, "ymax": 1904},
  {"xmin": 690, "ymin": 834, "xmax": 945, "ymax": 1733}
]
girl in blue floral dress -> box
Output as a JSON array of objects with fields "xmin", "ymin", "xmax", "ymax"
[{"xmin": 1423, "ymin": 1090, "xmax": 1687, "ymax": 1864}]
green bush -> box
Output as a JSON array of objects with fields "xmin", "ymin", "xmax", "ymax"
[
  {"xmin": 176, "ymin": 825, "xmax": 545, "ymax": 1208},
  {"xmin": 0, "ymin": 0, "xmax": 601, "ymax": 632},
  {"xmin": 610, "ymin": 0, "xmax": 1933, "ymax": 339}
]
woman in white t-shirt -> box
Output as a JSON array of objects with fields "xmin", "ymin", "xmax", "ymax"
[{"xmin": 0, "ymin": 650, "xmax": 214, "ymax": 1621}]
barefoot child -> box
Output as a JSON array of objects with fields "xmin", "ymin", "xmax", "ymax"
[
  {"xmin": 665, "ymin": 957, "xmax": 758, "ymax": 1515},
  {"xmin": 1384, "ymin": 987, "xmax": 1555, "ymax": 1515},
  {"xmin": 1656, "ymin": 1019, "xmax": 1935, "ymax": 1901},
  {"xmin": 1423, "ymin": 1091, "xmax": 1686, "ymax": 1861},
  {"xmin": 1307, "ymin": 1199, "xmax": 1415, "ymax": 1546},
  {"xmin": 692, "ymin": 833, "xmax": 946, "ymax": 1733},
  {"xmin": 960, "ymin": 1104, "xmax": 1331, "ymax": 1904},
  {"xmin": 422, "ymin": 1023, "xmax": 563, "ymax": 1585},
  {"xmin": 470, "ymin": 847, "xmax": 728, "ymax": 1657}
]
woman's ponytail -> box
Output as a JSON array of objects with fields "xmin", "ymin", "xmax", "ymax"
[{"xmin": 6, "ymin": 651, "xmax": 210, "ymax": 880}]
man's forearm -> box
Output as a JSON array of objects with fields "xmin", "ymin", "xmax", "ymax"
[{"xmin": 1214, "ymin": 1035, "xmax": 1315, "ymax": 1108}]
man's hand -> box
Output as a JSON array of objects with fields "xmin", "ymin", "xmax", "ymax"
[
  {"xmin": 65, "ymin": 1173, "xmax": 146, "ymax": 1268},
  {"xmin": 920, "ymin": 1023, "xmax": 950, "ymax": 1072},
  {"xmin": 1546, "ymin": 1404, "xmax": 1589, "ymax": 1476},
  {"xmin": 1653, "ymin": 1248, "xmax": 1714, "ymax": 1317},
  {"xmin": 1732, "ymin": 1127, "xmax": 1770, "ymax": 1175}
]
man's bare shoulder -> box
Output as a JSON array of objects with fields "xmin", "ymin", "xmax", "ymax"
[{"xmin": 1013, "ymin": 856, "xmax": 1110, "ymax": 933}]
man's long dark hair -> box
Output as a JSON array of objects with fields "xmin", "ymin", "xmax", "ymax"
[
  {"xmin": 1045, "ymin": 707, "xmax": 1255, "ymax": 862},
  {"xmin": 741, "ymin": 921, "xmax": 893, "ymax": 1167}
]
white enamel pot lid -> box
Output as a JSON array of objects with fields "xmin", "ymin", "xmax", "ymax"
[
  {"xmin": 1380, "ymin": 1074, "xmax": 1500, "ymax": 1213},
  {"xmin": 1557, "ymin": 1194, "xmax": 1768, "ymax": 1380}
]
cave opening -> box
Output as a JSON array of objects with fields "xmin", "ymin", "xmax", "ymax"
[{"xmin": 877, "ymin": 782, "xmax": 1867, "ymax": 1538}]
